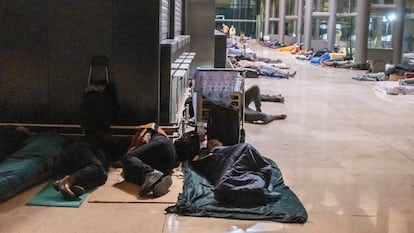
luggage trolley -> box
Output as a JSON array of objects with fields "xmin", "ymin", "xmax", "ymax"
[{"xmin": 192, "ymin": 68, "xmax": 245, "ymax": 144}]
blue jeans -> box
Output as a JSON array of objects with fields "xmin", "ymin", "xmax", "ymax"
[
  {"xmin": 53, "ymin": 141, "xmax": 108, "ymax": 191},
  {"xmin": 121, "ymin": 134, "xmax": 176, "ymax": 185}
]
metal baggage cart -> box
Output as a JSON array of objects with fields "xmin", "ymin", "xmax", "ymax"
[{"xmin": 192, "ymin": 68, "xmax": 245, "ymax": 143}]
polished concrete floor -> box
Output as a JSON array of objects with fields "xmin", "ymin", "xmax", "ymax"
[{"xmin": 1, "ymin": 41, "xmax": 414, "ymax": 233}]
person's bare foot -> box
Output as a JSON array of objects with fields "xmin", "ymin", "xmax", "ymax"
[
  {"xmin": 272, "ymin": 114, "xmax": 287, "ymax": 120},
  {"xmin": 288, "ymin": 70, "xmax": 297, "ymax": 78}
]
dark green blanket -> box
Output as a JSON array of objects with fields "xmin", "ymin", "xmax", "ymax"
[{"xmin": 165, "ymin": 158, "xmax": 308, "ymax": 223}]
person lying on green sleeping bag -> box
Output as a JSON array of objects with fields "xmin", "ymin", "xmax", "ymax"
[{"xmin": 0, "ymin": 125, "xmax": 31, "ymax": 161}]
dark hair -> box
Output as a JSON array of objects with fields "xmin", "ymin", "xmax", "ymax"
[
  {"xmin": 0, "ymin": 126, "xmax": 31, "ymax": 159},
  {"xmin": 174, "ymin": 130, "xmax": 200, "ymax": 162}
]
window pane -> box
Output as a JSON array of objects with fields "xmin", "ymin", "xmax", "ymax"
[{"xmin": 368, "ymin": 14, "xmax": 394, "ymax": 49}]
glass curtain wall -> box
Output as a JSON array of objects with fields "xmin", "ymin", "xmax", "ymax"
[
  {"xmin": 215, "ymin": 0, "xmax": 260, "ymax": 38},
  {"xmin": 403, "ymin": 0, "xmax": 414, "ymax": 53},
  {"xmin": 336, "ymin": 1, "xmax": 356, "ymax": 56},
  {"xmin": 368, "ymin": 14, "xmax": 394, "ymax": 49},
  {"xmin": 215, "ymin": 0, "xmax": 413, "ymax": 54},
  {"xmin": 285, "ymin": 0, "xmax": 297, "ymax": 36}
]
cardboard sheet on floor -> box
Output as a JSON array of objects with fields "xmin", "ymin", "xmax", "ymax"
[
  {"xmin": 26, "ymin": 183, "xmax": 89, "ymax": 208},
  {"xmin": 88, "ymin": 168, "xmax": 182, "ymax": 203}
]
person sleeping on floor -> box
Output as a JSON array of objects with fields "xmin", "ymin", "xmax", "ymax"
[
  {"xmin": 52, "ymin": 122, "xmax": 177, "ymax": 200},
  {"xmin": 232, "ymin": 59, "xmax": 296, "ymax": 79},
  {"xmin": 121, "ymin": 123, "xmax": 177, "ymax": 198},
  {"xmin": 51, "ymin": 130, "xmax": 125, "ymax": 200},
  {"xmin": 175, "ymin": 137, "xmax": 281, "ymax": 207}
]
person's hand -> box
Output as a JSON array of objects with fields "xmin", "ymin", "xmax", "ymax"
[{"xmin": 141, "ymin": 131, "xmax": 151, "ymax": 144}]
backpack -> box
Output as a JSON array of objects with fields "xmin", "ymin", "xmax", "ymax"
[{"xmin": 207, "ymin": 104, "xmax": 240, "ymax": 146}]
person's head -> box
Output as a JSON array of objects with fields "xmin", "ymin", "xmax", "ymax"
[
  {"xmin": 15, "ymin": 126, "xmax": 30, "ymax": 136},
  {"xmin": 85, "ymin": 130, "xmax": 126, "ymax": 160},
  {"xmin": 207, "ymin": 139, "xmax": 223, "ymax": 152},
  {"xmin": 11, "ymin": 126, "xmax": 31, "ymax": 143},
  {"xmin": 174, "ymin": 131, "xmax": 200, "ymax": 161},
  {"xmin": 0, "ymin": 126, "xmax": 31, "ymax": 156}
]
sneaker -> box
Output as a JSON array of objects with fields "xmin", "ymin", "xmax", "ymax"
[
  {"xmin": 71, "ymin": 185, "xmax": 85, "ymax": 197},
  {"xmin": 139, "ymin": 170, "xmax": 164, "ymax": 196},
  {"xmin": 152, "ymin": 175, "xmax": 173, "ymax": 198},
  {"xmin": 288, "ymin": 70, "xmax": 297, "ymax": 78}
]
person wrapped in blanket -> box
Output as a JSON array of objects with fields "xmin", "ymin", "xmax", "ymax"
[
  {"xmin": 0, "ymin": 126, "xmax": 31, "ymax": 161},
  {"xmin": 174, "ymin": 137, "xmax": 281, "ymax": 206},
  {"xmin": 51, "ymin": 131, "xmax": 125, "ymax": 200},
  {"xmin": 121, "ymin": 123, "xmax": 177, "ymax": 198}
]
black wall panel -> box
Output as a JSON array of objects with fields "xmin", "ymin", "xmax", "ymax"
[
  {"xmin": 47, "ymin": 0, "xmax": 112, "ymax": 123},
  {"xmin": 0, "ymin": 0, "xmax": 161, "ymax": 125},
  {"xmin": 0, "ymin": 1, "xmax": 49, "ymax": 122},
  {"xmin": 112, "ymin": 0, "xmax": 160, "ymax": 124}
]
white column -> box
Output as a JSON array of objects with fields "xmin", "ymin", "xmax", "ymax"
[
  {"xmin": 354, "ymin": 0, "xmax": 369, "ymax": 64},
  {"xmin": 327, "ymin": 0, "xmax": 337, "ymax": 50},
  {"xmin": 270, "ymin": 0, "xmax": 277, "ymax": 34},
  {"xmin": 296, "ymin": 0, "xmax": 304, "ymax": 42},
  {"xmin": 278, "ymin": 0, "xmax": 286, "ymax": 43},
  {"xmin": 303, "ymin": 0, "xmax": 313, "ymax": 49},
  {"xmin": 393, "ymin": 0, "xmax": 406, "ymax": 64},
  {"xmin": 264, "ymin": 0, "xmax": 271, "ymax": 36}
]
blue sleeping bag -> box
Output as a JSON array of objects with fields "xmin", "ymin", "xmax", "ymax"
[
  {"xmin": 310, "ymin": 52, "xmax": 330, "ymax": 65},
  {"xmin": 0, "ymin": 132, "xmax": 66, "ymax": 202}
]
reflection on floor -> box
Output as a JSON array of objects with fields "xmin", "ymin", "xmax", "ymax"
[{"xmin": 1, "ymin": 40, "xmax": 414, "ymax": 233}]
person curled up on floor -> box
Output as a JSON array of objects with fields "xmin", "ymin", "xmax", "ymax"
[
  {"xmin": 52, "ymin": 130, "xmax": 124, "ymax": 200},
  {"xmin": 121, "ymin": 123, "xmax": 177, "ymax": 198}
]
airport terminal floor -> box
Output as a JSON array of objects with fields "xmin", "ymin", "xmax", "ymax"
[{"xmin": 1, "ymin": 40, "xmax": 413, "ymax": 233}]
